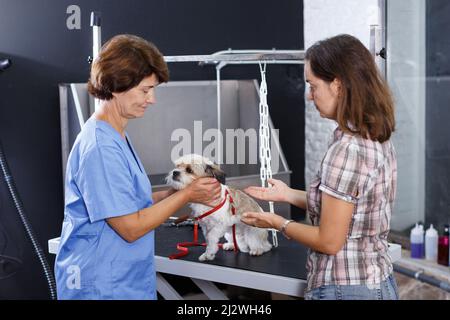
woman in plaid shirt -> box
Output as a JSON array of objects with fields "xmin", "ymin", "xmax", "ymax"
[{"xmin": 242, "ymin": 34, "xmax": 399, "ymax": 300}]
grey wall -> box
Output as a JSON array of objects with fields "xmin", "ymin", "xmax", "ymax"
[
  {"xmin": 0, "ymin": 0, "xmax": 304, "ymax": 298},
  {"xmin": 426, "ymin": 0, "xmax": 450, "ymax": 232}
]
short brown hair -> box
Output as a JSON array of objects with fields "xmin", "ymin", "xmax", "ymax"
[
  {"xmin": 306, "ymin": 34, "xmax": 395, "ymax": 143},
  {"xmin": 87, "ymin": 34, "xmax": 169, "ymax": 100}
]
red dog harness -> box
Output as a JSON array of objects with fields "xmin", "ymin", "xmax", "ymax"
[{"xmin": 169, "ymin": 189, "xmax": 239, "ymax": 260}]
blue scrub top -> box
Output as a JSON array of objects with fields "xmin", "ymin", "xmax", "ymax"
[{"xmin": 55, "ymin": 117, "xmax": 155, "ymax": 300}]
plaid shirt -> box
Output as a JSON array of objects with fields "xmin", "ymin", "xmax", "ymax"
[{"xmin": 306, "ymin": 127, "xmax": 397, "ymax": 291}]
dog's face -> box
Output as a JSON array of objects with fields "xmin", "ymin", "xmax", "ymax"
[{"xmin": 166, "ymin": 154, "xmax": 226, "ymax": 190}]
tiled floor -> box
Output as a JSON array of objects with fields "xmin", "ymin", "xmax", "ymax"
[
  {"xmin": 395, "ymin": 272, "xmax": 450, "ymax": 300},
  {"xmin": 394, "ymin": 249, "xmax": 450, "ymax": 300}
]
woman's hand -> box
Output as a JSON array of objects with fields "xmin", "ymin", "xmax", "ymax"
[
  {"xmin": 241, "ymin": 211, "xmax": 284, "ymax": 230},
  {"xmin": 244, "ymin": 179, "xmax": 291, "ymax": 203},
  {"xmin": 185, "ymin": 177, "xmax": 222, "ymax": 207}
]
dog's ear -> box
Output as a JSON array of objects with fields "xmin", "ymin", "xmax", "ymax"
[{"xmin": 206, "ymin": 165, "xmax": 226, "ymax": 185}]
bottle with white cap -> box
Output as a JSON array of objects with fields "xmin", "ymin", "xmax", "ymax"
[
  {"xmin": 410, "ymin": 223, "xmax": 424, "ymax": 259},
  {"xmin": 425, "ymin": 224, "xmax": 438, "ymax": 262}
]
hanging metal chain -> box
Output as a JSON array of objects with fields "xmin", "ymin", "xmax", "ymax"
[{"xmin": 258, "ymin": 62, "xmax": 278, "ymax": 248}]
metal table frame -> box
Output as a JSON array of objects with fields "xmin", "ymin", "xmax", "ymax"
[{"xmin": 155, "ymin": 256, "xmax": 306, "ymax": 300}]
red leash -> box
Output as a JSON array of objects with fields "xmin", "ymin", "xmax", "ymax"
[{"xmin": 169, "ymin": 189, "xmax": 239, "ymax": 260}]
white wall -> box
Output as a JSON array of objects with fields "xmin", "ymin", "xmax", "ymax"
[{"xmin": 303, "ymin": 0, "xmax": 379, "ymax": 184}]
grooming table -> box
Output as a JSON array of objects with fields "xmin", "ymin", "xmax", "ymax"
[
  {"xmin": 154, "ymin": 222, "xmax": 308, "ymax": 299},
  {"xmin": 48, "ymin": 221, "xmax": 402, "ymax": 300}
]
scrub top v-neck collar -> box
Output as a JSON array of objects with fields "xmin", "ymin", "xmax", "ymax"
[{"xmin": 93, "ymin": 118, "xmax": 145, "ymax": 174}]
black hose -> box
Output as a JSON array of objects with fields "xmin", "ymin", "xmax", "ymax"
[
  {"xmin": 0, "ymin": 140, "xmax": 57, "ymax": 299},
  {"xmin": 393, "ymin": 263, "xmax": 450, "ymax": 293}
]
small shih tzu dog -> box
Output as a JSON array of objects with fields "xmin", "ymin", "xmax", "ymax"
[{"xmin": 166, "ymin": 154, "xmax": 272, "ymax": 261}]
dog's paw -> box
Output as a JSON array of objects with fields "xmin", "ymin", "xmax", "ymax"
[
  {"xmin": 222, "ymin": 243, "xmax": 235, "ymax": 251},
  {"xmin": 249, "ymin": 249, "xmax": 264, "ymax": 256},
  {"xmin": 199, "ymin": 252, "xmax": 216, "ymax": 261}
]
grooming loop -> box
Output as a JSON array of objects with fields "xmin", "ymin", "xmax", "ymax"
[
  {"xmin": 169, "ymin": 190, "xmax": 239, "ymax": 260},
  {"xmin": 258, "ymin": 62, "xmax": 278, "ymax": 248}
]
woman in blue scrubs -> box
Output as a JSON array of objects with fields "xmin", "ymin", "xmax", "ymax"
[{"xmin": 54, "ymin": 34, "xmax": 221, "ymax": 300}]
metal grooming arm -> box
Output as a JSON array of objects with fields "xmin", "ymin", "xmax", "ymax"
[
  {"xmin": 90, "ymin": 11, "xmax": 102, "ymax": 112},
  {"xmin": 164, "ymin": 50, "xmax": 305, "ymax": 168}
]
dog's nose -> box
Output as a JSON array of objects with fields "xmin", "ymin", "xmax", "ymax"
[{"xmin": 172, "ymin": 171, "xmax": 180, "ymax": 179}]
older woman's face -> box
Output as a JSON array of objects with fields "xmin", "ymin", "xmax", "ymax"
[
  {"xmin": 305, "ymin": 61, "xmax": 340, "ymax": 120},
  {"xmin": 113, "ymin": 74, "xmax": 159, "ymax": 119}
]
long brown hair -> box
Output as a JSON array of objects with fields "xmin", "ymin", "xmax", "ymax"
[
  {"xmin": 306, "ymin": 34, "xmax": 395, "ymax": 143},
  {"xmin": 87, "ymin": 34, "xmax": 169, "ymax": 100}
]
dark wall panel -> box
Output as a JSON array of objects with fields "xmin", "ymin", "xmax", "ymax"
[
  {"xmin": 0, "ymin": 0, "xmax": 304, "ymax": 298},
  {"xmin": 426, "ymin": 0, "xmax": 450, "ymax": 232}
]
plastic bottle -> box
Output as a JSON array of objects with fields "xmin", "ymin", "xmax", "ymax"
[
  {"xmin": 419, "ymin": 224, "xmax": 425, "ymax": 258},
  {"xmin": 437, "ymin": 224, "xmax": 449, "ymax": 266},
  {"xmin": 425, "ymin": 224, "xmax": 438, "ymax": 262},
  {"xmin": 410, "ymin": 223, "xmax": 424, "ymax": 259}
]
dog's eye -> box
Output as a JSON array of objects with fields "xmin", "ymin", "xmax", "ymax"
[{"xmin": 186, "ymin": 167, "xmax": 193, "ymax": 174}]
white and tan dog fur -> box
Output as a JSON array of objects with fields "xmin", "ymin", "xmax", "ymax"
[{"xmin": 166, "ymin": 154, "xmax": 272, "ymax": 261}]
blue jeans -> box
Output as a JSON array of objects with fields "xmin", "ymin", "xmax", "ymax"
[{"xmin": 304, "ymin": 274, "xmax": 399, "ymax": 300}]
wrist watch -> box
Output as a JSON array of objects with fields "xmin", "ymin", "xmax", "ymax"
[{"xmin": 280, "ymin": 219, "xmax": 294, "ymax": 239}]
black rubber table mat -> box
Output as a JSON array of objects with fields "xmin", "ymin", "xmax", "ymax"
[{"xmin": 155, "ymin": 223, "xmax": 308, "ymax": 280}]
